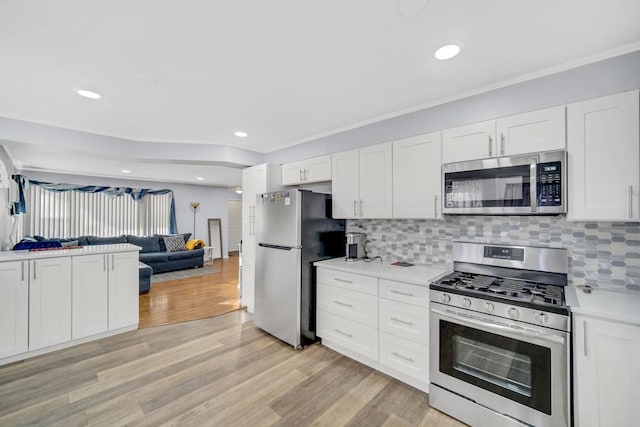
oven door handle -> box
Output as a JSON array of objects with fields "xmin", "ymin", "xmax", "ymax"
[{"xmin": 431, "ymin": 308, "xmax": 566, "ymax": 345}]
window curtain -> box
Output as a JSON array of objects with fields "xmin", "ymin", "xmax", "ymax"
[{"xmin": 12, "ymin": 175, "xmax": 177, "ymax": 238}]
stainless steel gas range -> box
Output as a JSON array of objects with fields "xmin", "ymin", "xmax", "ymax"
[{"xmin": 429, "ymin": 241, "xmax": 570, "ymax": 427}]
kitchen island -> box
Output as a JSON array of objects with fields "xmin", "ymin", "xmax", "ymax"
[
  {"xmin": 314, "ymin": 257, "xmax": 448, "ymax": 392},
  {"xmin": 0, "ymin": 244, "xmax": 140, "ymax": 366}
]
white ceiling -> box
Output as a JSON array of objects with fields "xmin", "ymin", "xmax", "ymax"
[{"xmin": 0, "ymin": 0, "xmax": 639, "ymax": 186}]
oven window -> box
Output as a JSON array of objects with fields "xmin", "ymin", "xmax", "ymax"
[{"xmin": 440, "ymin": 320, "xmax": 551, "ymax": 415}]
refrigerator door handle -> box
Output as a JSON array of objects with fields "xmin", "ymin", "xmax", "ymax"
[{"xmin": 258, "ymin": 243, "xmax": 303, "ymax": 250}]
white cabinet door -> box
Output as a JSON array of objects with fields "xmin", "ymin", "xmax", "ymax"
[
  {"xmin": 359, "ymin": 142, "xmax": 393, "ymax": 218},
  {"xmin": 281, "ymin": 160, "xmax": 305, "ymax": 186},
  {"xmin": 496, "ymin": 105, "xmax": 566, "ymax": 156},
  {"xmin": 332, "ymin": 149, "xmax": 360, "ymax": 219},
  {"xmin": 305, "ymin": 154, "xmax": 332, "ymax": 183},
  {"xmin": 0, "ymin": 261, "xmax": 28, "ymax": 358},
  {"xmin": 567, "ymin": 91, "xmax": 640, "ymax": 221},
  {"xmin": 574, "ymin": 315, "xmax": 640, "ymax": 427},
  {"xmin": 72, "ymin": 254, "xmax": 108, "ymax": 339},
  {"xmin": 29, "ymin": 257, "xmax": 72, "ymax": 351},
  {"xmin": 108, "ymin": 251, "xmax": 139, "ymax": 330},
  {"xmin": 393, "ymin": 132, "xmax": 442, "ymax": 218},
  {"xmin": 442, "ymin": 120, "xmax": 496, "ymax": 163}
]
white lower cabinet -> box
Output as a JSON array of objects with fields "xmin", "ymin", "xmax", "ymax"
[
  {"xmin": 108, "ymin": 251, "xmax": 139, "ymax": 330},
  {"xmin": 29, "ymin": 257, "xmax": 72, "ymax": 351},
  {"xmin": 72, "ymin": 254, "xmax": 109, "ymax": 339},
  {"xmin": 379, "ymin": 331, "xmax": 429, "ymax": 381},
  {"xmin": 316, "ymin": 311, "xmax": 379, "ymax": 361},
  {"xmin": 316, "ymin": 266, "xmax": 431, "ymax": 392},
  {"xmin": 0, "ymin": 261, "xmax": 29, "ymax": 358},
  {"xmin": 573, "ymin": 314, "xmax": 640, "ymax": 427}
]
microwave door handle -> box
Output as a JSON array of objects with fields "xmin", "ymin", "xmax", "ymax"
[
  {"xmin": 530, "ymin": 156, "xmax": 538, "ymax": 213},
  {"xmin": 431, "ymin": 307, "xmax": 566, "ymax": 345}
]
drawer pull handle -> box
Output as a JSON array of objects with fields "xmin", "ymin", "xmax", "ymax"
[
  {"xmin": 392, "ymin": 351, "xmax": 414, "ymax": 363},
  {"xmin": 390, "ymin": 289, "xmax": 414, "ymax": 297},
  {"xmin": 334, "ymin": 278, "xmax": 353, "ymax": 284},
  {"xmin": 390, "ymin": 317, "xmax": 414, "ymax": 326},
  {"xmin": 334, "ymin": 300, "xmax": 353, "ymax": 308},
  {"xmin": 334, "ymin": 329, "xmax": 353, "ymax": 338}
]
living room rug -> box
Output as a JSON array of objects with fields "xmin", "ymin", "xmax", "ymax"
[{"xmin": 151, "ymin": 265, "xmax": 218, "ymax": 283}]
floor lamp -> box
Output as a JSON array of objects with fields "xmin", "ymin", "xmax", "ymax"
[{"xmin": 191, "ymin": 202, "xmax": 200, "ymax": 239}]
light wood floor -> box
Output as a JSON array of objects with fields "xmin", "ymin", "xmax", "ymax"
[
  {"xmin": 0, "ymin": 310, "xmax": 466, "ymax": 427},
  {"xmin": 139, "ymin": 254, "xmax": 243, "ymax": 329}
]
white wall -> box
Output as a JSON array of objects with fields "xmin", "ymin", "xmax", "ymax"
[{"xmin": 19, "ymin": 171, "xmax": 233, "ymax": 258}]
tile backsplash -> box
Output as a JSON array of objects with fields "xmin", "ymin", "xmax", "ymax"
[{"xmin": 348, "ymin": 216, "xmax": 640, "ymax": 293}]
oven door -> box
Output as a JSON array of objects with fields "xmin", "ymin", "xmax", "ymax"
[{"xmin": 429, "ymin": 303, "xmax": 569, "ymax": 427}]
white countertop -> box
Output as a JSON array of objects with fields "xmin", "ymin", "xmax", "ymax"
[
  {"xmin": 314, "ymin": 257, "xmax": 449, "ymax": 287},
  {"xmin": 566, "ymin": 285, "xmax": 640, "ymax": 326},
  {"xmin": 0, "ymin": 243, "xmax": 141, "ymax": 262}
]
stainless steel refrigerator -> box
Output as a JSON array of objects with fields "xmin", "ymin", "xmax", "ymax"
[{"xmin": 254, "ymin": 189, "xmax": 345, "ymax": 348}]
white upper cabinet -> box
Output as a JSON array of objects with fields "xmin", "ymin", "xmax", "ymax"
[
  {"xmin": 282, "ymin": 155, "xmax": 331, "ymax": 186},
  {"xmin": 359, "ymin": 143, "xmax": 393, "ymax": 218},
  {"xmin": 496, "ymin": 105, "xmax": 566, "ymax": 155},
  {"xmin": 442, "ymin": 120, "xmax": 496, "ymax": 163},
  {"xmin": 567, "ymin": 90, "xmax": 640, "ymax": 221},
  {"xmin": 332, "ymin": 143, "xmax": 393, "ymax": 219},
  {"xmin": 442, "ymin": 106, "xmax": 566, "ymax": 163},
  {"xmin": 393, "ymin": 132, "xmax": 442, "ymax": 219},
  {"xmin": 332, "ymin": 149, "xmax": 361, "ymax": 219}
]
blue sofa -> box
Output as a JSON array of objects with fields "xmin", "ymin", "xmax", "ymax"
[{"xmin": 74, "ymin": 233, "xmax": 205, "ymax": 274}]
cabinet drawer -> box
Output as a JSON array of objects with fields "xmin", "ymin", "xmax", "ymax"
[
  {"xmin": 379, "ymin": 298, "xmax": 429, "ymax": 345},
  {"xmin": 379, "ymin": 331, "xmax": 429, "ymax": 383},
  {"xmin": 317, "ymin": 283, "xmax": 377, "ymax": 327},
  {"xmin": 317, "ymin": 311, "xmax": 378, "ymax": 361},
  {"xmin": 317, "ymin": 268, "xmax": 378, "ymax": 296},
  {"xmin": 379, "ymin": 279, "xmax": 428, "ymax": 307}
]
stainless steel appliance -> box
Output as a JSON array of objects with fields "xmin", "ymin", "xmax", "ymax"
[
  {"xmin": 429, "ymin": 241, "xmax": 570, "ymax": 427},
  {"xmin": 442, "ymin": 149, "xmax": 566, "ymax": 215},
  {"xmin": 254, "ymin": 190, "xmax": 345, "ymax": 348},
  {"xmin": 345, "ymin": 232, "xmax": 366, "ymax": 262}
]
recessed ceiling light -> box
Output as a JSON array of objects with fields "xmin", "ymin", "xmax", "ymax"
[
  {"xmin": 434, "ymin": 44, "xmax": 461, "ymax": 60},
  {"xmin": 234, "ymin": 131, "xmax": 248, "ymax": 138},
  {"xmin": 235, "ymin": 188, "xmax": 243, "ymax": 194},
  {"xmin": 121, "ymin": 169, "xmax": 131, "ymax": 173},
  {"xmin": 196, "ymin": 177, "xmax": 204, "ymax": 181},
  {"xmin": 77, "ymin": 89, "xmax": 102, "ymax": 99}
]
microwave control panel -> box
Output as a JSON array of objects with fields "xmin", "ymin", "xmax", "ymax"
[{"xmin": 537, "ymin": 162, "xmax": 562, "ymax": 206}]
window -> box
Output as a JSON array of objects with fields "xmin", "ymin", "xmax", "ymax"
[{"xmin": 24, "ymin": 185, "xmax": 173, "ymax": 238}]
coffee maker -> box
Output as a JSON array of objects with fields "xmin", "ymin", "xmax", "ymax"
[{"xmin": 345, "ymin": 232, "xmax": 366, "ymax": 262}]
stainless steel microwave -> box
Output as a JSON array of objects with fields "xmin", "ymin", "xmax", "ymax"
[{"xmin": 442, "ymin": 150, "xmax": 567, "ymax": 215}]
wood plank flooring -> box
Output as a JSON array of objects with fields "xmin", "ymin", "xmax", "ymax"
[
  {"xmin": 0, "ymin": 310, "xmax": 466, "ymax": 427},
  {"xmin": 139, "ymin": 254, "xmax": 242, "ymax": 329}
]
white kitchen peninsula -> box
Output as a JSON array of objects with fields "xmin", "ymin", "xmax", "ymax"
[
  {"xmin": 0, "ymin": 244, "xmax": 140, "ymax": 366},
  {"xmin": 314, "ymin": 257, "xmax": 447, "ymax": 392}
]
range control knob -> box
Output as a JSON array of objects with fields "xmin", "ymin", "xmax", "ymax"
[
  {"xmin": 485, "ymin": 302, "xmax": 494, "ymax": 313},
  {"xmin": 535, "ymin": 313, "xmax": 549, "ymax": 325},
  {"xmin": 440, "ymin": 293, "xmax": 451, "ymax": 304},
  {"xmin": 508, "ymin": 307, "xmax": 520, "ymax": 319},
  {"xmin": 462, "ymin": 298, "xmax": 472, "ymax": 308}
]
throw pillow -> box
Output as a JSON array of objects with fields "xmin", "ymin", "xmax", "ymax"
[{"xmin": 164, "ymin": 235, "xmax": 186, "ymax": 252}]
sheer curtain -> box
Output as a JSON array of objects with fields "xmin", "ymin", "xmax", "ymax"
[{"xmin": 24, "ymin": 185, "xmax": 173, "ymax": 238}]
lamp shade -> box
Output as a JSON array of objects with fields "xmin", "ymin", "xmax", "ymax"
[{"xmin": 191, "ymin": 202, "xmax": 200, "ymax": 209}]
